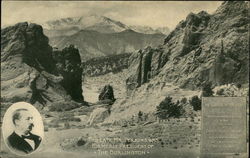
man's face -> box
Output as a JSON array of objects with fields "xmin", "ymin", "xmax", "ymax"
[{"xmin": 15, "ymin": 111, "xmax": 34, "ymax": 134}]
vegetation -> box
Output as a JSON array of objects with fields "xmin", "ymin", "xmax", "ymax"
[
  {"xmin": 138, "ymin": 111, "xmax": 143, "ymax": 122},
  {"xmin": 156, "ymin": 96, "xmax": 184, "ymax": 119},
  {"xmin": 189, "ymin": 95, "xmax": 202, "ymax": 111},
  {"xmin": 82, "ymin": 53, "xmax": 131, "ymax": 76},
  {"xmin": 201, "ymin": 82, "xmax": 214, "ymax": 97},
  {"xmin": 216, "ymin": 88, "xmax": 225, "ymax": 96},
  {"xmin": 180, "ymin": 97, "xmax": 187, "ymax": 104}
]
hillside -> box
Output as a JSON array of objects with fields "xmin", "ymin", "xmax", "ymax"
[
  {"xmin": 49, "ymin": 29, "xmax": 165, "ymax": 61},
  {"xmin": 126, "ymin": 1, "xmax": 249, "ymax": 93},
  {"xmin": 82, "ymin": 53, "xmax": 130, "ymax": 77},
  {"xmin": 102, "ymin": 1, "xmax": 249, "ymax": 123}
]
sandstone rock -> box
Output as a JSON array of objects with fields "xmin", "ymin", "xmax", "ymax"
[
  {"xmin": 126, "ymin": 1, "xmax": 249, "ymax": 91},
  {"xmin": 52, "ymin": 44, "xmax": 83, "ymax": 102},
  {"xmin": 98, "ymin": 85, "xmax": 115, "ymax": 103},
  {"xmin": 1, "ymin": 22, "xmax": 84, "ymax": 108},
  {"xmin": 126, "ymin": 46, "xmax": 168, "ymax": 94},
  {"xmin": 126, "ymin": 50, "xmax": 143, "ymax": 92}
]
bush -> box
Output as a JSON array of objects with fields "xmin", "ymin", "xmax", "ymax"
[
  {"xmin": 189, "ymin": 96, "xmax": 201, "ymax": 111},
  {"xmin": 202, "ymin": 82, "xmax": 213, "ymax": 97},
  {"xmin": 181, "ymin": 97, "xmax": 187, "ymax": 104},
  {"xmin": 156, "ymin": 96, "xmax": 184, "ymax": 119},
  {"xmin": 138, "ymin": 111, "xmax": 143, "ymax": 122},
  {"xmin": 216, "ymin": 88, "xmax": 224, "ymax": 95},
  {"xmin": 77, "ymin": 138, "xmax": 87, "ymax": 146}
]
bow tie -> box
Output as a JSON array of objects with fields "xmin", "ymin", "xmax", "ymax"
[{"xmin": 21, "ymin": 134, "xmax": 33, "ymax": 140}]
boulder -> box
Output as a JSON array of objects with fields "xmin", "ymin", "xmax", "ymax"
[{"xmin": 98, "ymin": 85, "xmax": 115, "ymax": 103}]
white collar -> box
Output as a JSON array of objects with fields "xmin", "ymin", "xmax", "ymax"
[{"xmin": 14, "ymin": 130, "xmax": 30, "ymax": 137}]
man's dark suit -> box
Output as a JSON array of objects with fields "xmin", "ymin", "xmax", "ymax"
[{"xmin": 7, "ymin": 132, "xmax": 42, "ymax": 154}]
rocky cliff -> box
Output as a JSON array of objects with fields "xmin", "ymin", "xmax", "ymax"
[
  {"xmin": 126, "ymin": 1, "xmax": 249, "ymax": 93},
  {"xmin": 1, "ymin": 22, "xmax": 84, "ymax": 108},
  {"xmin": 52, "ymin": 45, "xmax": 84, "ymax": 102}
]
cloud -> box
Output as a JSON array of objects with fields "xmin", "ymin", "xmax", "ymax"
[{"xmin": 1, "ymin": 1, "xmax": 222, "ymax": 29}]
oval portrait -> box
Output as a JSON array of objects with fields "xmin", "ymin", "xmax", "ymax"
[{"xmin": 2, "ymin": 102, "xmax": 44, "ymax": 155}]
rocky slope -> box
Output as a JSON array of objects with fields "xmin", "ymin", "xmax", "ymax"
[
  {"xmin": 82, "ymin": 53, "xmax": 130, "ymax": 76},
  {"xmin": 49, "ymin": 29, "xmax": 165, "ymax": 61},
  {"xmin": 126, "ymin": 1, "xmax": 249, "ymax": 93},
  {"xmin": 1, "ymin": 22, "xmax": 84, "ymax": 108}
]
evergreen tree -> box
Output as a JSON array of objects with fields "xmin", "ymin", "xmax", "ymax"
[
  {"xmin": 156, "ymin": 96, "xmax": 183, "ymax": 119},
  {"xmin": 189, "ymin": 95, "xmax": 202, "ymax": 111}
]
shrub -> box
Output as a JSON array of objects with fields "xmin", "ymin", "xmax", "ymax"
[
  {"xmin": 181, "ymin": 97, "xmax": 187, "ymax": 104},
  {"xmin": 77, "ymin": 138, "xmax": 87, "ymax": 146},
  {"xmin": 138, "ymin": 111, "xmax": 143, "ymax": 122},
  {"xmin": 216, "ymin": 88, "xmax": 225, "ymax": 95},
  {"xmin": 236, "ymin": 83, "xmax": 242, "ymax": 89},
  {"xmin": 189, "ymin": 96, "xmax": 201, "ymax": 111},
  {"xmin": 156, "ymin": 96, "xmax": 184, "ymax": 119},
  {"xmin": 202, "ymin": 82, "xmax": 213, "ymax": 97}
]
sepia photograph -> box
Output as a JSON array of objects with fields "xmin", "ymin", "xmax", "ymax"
[
  {"xmin": 0, "ymin": 0, "xmax": 249, "ymax": 158},
  {"xmin": 2, "ymin": 102, "xmax": 44, "ymax": 155}
]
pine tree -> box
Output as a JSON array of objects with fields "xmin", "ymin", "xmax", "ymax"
[{"xmin": 156, "ymin": 96, "xmax": 183, "ymax": 119}]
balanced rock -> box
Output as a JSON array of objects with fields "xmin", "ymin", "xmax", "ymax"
[
  {"xmin": 52, "ymin": 44, "xmax": 83, "ymax": 102},
  {"xmin": 98, "ymin": 85, "xmax": 115, "ymax": 104}
]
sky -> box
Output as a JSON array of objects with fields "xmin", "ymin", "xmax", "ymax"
[{"xmin": 2, "ymin": 1, "xmax": 222, "ymax": 29}]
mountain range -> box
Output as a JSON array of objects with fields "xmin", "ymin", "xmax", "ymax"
[
  {"xmin": 43, "ymin": 14, "xmax": 170, "ymax": 36},
  {"xmin": 49, "ymin": 29, "xmax": 165, "ymax": 61},
  {"xmin": 42, "ymin": 15, "xmax": 169, "ymax": 61}
]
